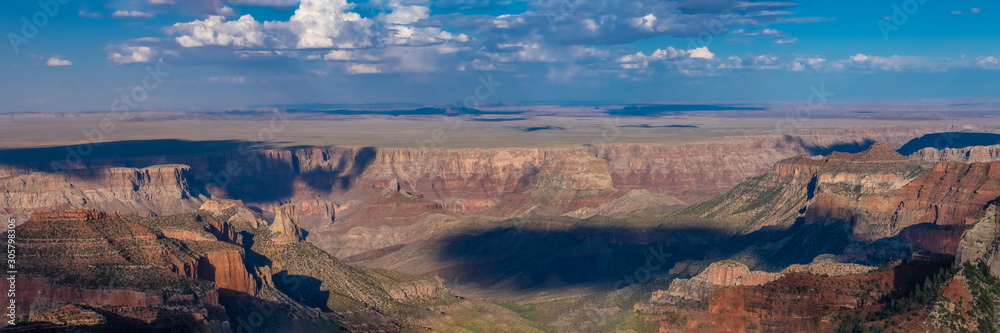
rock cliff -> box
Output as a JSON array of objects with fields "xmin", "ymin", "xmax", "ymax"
[
  {"xmin": 681, "ymin": 143, "xmax": 1000, "ymax": 254},
  {"xmin": 655, "ymin": 261, "xmax": 782, "ymax": 303},
  {"xmin": 0, "ymin": 165, "xmax": 203, "ymax": 221},
  {"xmin": 270, "ymin": 203, "xmax": 303, "ymax": 245}
]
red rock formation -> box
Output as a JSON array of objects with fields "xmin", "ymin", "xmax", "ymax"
[
  {"xmin": 689, "ymin": 143, "xmax": 1000, "ymax": 253},
  {"xmin": 3, "ymin": 165, "xmax": 202, "ymax": 221},
  {"xmin": 270, "ymin": 204, "xmax": 304, "ymax": 245},
  {"xmin": 198, "ymin": 248, "xmax": 257, "ymax": 295},
  {"xmin": 640, "ymin": 260, "xmax": 951, "ymax": 332},
  {"xmin": 655, "ymin": 261, "xmax": 782, "ymax": 303},
  {"xmin": 16, "ymin": 209, "xmax": 253, "ymax": 326}
]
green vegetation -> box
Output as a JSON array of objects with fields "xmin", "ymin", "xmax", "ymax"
[
  {"xmin": 498, "ymin": 302, "xmax": 542, "ymax": 322},
  {"xmin": 962, "ymin": 262, "xmax": 1000, "ymax": 332}
]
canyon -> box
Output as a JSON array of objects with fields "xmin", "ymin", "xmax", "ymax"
[{"xmin": 7, "ymin": 124, "xmax": 1000, "ymax": 331}]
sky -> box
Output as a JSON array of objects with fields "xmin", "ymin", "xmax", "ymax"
[{"xmin": 1, "ymin": 0, "xmax": 999, "ymax": 112}]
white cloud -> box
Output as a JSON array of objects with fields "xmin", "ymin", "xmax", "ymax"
[
  {"xmin": 109, "ymin": 46, "xmax": 157, "ymax": 64},
  {"xmin": 631, "ymin": 14, "xmax": 658, "ymax": 31},
  {"xmin": 753, "ymin": 55, "xmax": 778, "ymax": 66},
  {"xmin": 950, "ymin": 10, "xmax": 962, "ymax": 15},
  {"xmin": 168, "ymin": 15, "xmax": 267, "ymax": 48},
  {"xmin": 971, "ymin": 8, "xmax": 982, "ymax": 14},
  {"xmin": 381, "ymin": 4, "xmax": 429, "ymax": 25},
  {"xmin": 163, "ymin": 0, "xmax": 462, "ymax": 52},
  {"xmin": 319, "ymin": 49, "xmax": 377, "ymax": 61},
  {"xmin": 806, "ymin": 57, "xmax": 826, "ymax": 67},
  {"xmin": 289, "ymin": 0, "xmax": 372, "ymax": 49},
  {"xmin": 842, "ymin": 54, "xmax": 926, "ymax": 71},
  {"xmin": 45, "ymin": 56, "xmax": 72, "ymax": 66},
  {"xmin": 688, "ymin": 46, "xmax": 714, "ymax": 60},
  {"xmin": 977, "ymin": 56, "xmax": 999, "ymax": 68},
  {"xmin": 111, "ymin": 0, "xmax": 821, "ymax": 79},
  {"xmin": 217, "ymin": 6, "xmax": 236, "ymax": 16},
  {"xmin": 790, "ymin": 62, "xmax": 804, "ymax": 71},
  {"xmin": 112, "ymin": 10, "xmax": 153, "ymax": 18},
  {"xmin": 346, "ymin": 63, "xmax": 380, "ymax": 74},
  {"xmin": 617, "ymin": 46, "xmax": 710, "ymax": 68}
]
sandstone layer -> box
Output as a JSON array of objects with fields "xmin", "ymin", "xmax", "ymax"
[{"xmin": 682, "ymin": 143, "xmax": 1000, "ymax": 255}]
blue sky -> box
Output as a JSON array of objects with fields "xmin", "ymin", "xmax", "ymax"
[{"xmin": 1, "ymin": 0, "xmax": 998, "ymax": 112}]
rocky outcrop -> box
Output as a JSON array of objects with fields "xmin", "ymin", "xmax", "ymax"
[
  {"xmin": 15, "ymin": 206, "xmax": 463, "ymax": 331},
  {"xmin": 17, "ymin": 276, "xmax": 222, "ymax": 326},
  {"xmin": 14, "ymin": 209, "xmax": 248, "ymax": 328},
  {"xmin": 639, "ymin": 260, "xmax": 951, "ymax": 332},
  {"xmin": 912, "ymin": 144, "xmax": 1000, "ymax": 163},
  {"xmin": 955, "ymin": 204, "xmax": 1000, "ymax": 276},
  {"xmin": 1, "ymin": 165, "xmax": 203, "ymax": 221},
  {"xmin": 682, "ymin": 143, "xmax": 1000, "ymax": 254},
  {"xmin": 270, "ymin": 204, "xmax": 303, "ymax": 245},
  {"xmin": 655, "ymin": 261, "xmax": 782, "ymax": 303},
  {"xmin": 199, "ymin": 247, "xmax": 257, "ymax": 295}
]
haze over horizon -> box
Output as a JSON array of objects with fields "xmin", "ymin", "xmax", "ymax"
[{"xmin": 2, "ymin": 0, "xmax": 1000, "ymax": 112}]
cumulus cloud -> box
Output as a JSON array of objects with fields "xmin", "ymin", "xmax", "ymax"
[
  {"xmin": 112, "ymin": 10, "xmax": 153, "ymax": 18},
  {"xmin": 45, "ymin": 56, "xmax": 72, "ymax": 66},
  {"xmin": 977, "ymin": 56, "xmax": 999, "ymax": 68},
  {"xmin": 288, "ymin": 0, "xmax": 374, "ymax": 48},
  {"xmin": 162, "ymin": 0, "xmax": 465, "ymax": 51},
  {"xmin": 167, "ymin": 15, "xmax": 267, "ymax": 48},
  {"xmin": 971, "ymin": 8, "xmax": 982, "ymax": 14},
  {"xmin": 806, "ymin": 57, "xmax": 826, "ymax": 67},
  {"xmin": 453, "ymin": 0, "xmax": 804, "ymax": 46},
  {"xmin": 109, "ymin": 46, "xmax": 157, "ymax": 64},
  {"xmin": 950, "ymin": 10, "xmax": 962, "ymax": 15},
  {"xmin": 617, "ymin": 46, "xmax": 715, "ymax": 69},
  {"xmin": 110, "ymin": 0, "xmax": 839, "ymax": 78},
  {"xmin": 346, "ymin": 63, "xmax": 380, "ymax": 74},
  {"xmin": 217, "ymin": 6, "xmax": 236, "ymax": 16},
  {"xmin": 688, "ymin": 46, "xmax": 714, "ymax": 59}
]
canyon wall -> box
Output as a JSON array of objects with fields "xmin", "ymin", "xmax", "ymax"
[
  {"xmin": 683, "ymin": 143, "xmax": 1000, "ymax": 253},
  {"xmin": 0, "ymin": 128, "xmax": 985, "ymax": 262}
]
